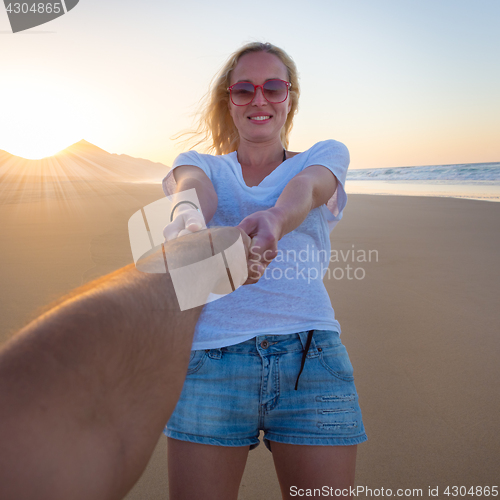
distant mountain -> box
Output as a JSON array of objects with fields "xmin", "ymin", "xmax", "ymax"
[
  {"xmin": 59, "ymin": 139, "xmax": 111, "ymax": 156},
  {"xmin": 0, "ymin": 140, "xmax": 169, "ymax": 184}
]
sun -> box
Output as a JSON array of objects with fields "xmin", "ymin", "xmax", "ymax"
[{"xmin": 0, "ymin": 72, "xmax": 94, "ymax": 159}]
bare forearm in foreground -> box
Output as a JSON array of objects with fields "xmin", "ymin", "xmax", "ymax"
[
  {"xmin": 0, "ymin": 264, "xmax": 198, "ymax": 499},
  {"xmin": 0, "ymin": 226, "xmax": 248, "ymax": 500}
]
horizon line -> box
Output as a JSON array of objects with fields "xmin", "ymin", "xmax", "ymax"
[{"xmin": 1, "ymin": 139, "xmax": 498, "ymax": 170}]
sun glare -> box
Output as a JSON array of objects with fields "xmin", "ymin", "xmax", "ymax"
[{"xmin": 0, "ymin": 73, "xmax": 93, "ymax": 159}]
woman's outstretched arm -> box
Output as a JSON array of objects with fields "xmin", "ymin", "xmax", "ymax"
[
  {"xmin": 164, "ymin": 165, "xmax": 219, "ymax": 240},
  {"xmin": 238, "ymin": 165, "xmax": 338, "ymax": 283},
  {"xmin": 0, "ymin": 226, "xmax": 249, "ymax": 500},
  {"xmin": 271, "ymin": 165, "xmax": 338, "ymax": 238}
]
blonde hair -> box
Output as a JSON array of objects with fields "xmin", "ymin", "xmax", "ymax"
[{"xmin": 175, "ymin": 42, "xmax": 300, "ymax": 155}]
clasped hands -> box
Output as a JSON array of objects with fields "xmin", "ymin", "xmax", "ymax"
[{"xmin": 163, "ymin": 204, "xmax": 285, "ymax": 285}]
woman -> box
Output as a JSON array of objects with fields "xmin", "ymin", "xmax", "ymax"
[{"xmin": 162, "ymin": 42, "xmax": 367, "ymax": 500}]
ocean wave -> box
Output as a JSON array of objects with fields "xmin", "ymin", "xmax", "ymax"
[{"xmin": 347, "ymin": 162, "xmax": 500, "ymax": 182}]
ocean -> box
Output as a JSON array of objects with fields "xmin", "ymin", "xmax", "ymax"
[{"xmin": 345, "ymin": 162, "xmax": 500, "ymax": 202}]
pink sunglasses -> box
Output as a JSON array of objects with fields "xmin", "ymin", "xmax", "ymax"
[{"xmin": 227, "ymin": 79, "xmax": 291, "ymax": 106}]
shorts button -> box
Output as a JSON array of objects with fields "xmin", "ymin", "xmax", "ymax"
[{"xmin": 260, "ymin": 340, "xmax": 269, "ymax": 349}]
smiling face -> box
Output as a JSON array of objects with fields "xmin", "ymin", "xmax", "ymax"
[{"xmin": 228, "ymin": 51, "xmax": 292, "ymax": 146}]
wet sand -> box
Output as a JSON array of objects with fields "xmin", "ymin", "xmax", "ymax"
[{"xmin": 1, "ymin": 187, "xmax": 498, "ymax": 498}]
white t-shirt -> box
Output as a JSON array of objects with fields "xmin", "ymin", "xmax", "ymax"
[{"xmin": 162, "ymin": 139, "xmax": 349, "ymax": 350}]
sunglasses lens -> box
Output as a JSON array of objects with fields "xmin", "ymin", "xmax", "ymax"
[
  {"xmin": 230, "ymin": 82, "xmax": 255, "ymax": 105},
  {"xmin": 263, "ymin": 80, "xmax": 289, "ymax": 103},
  {"xmin": 230, "ymin": 80, "xmax": 289, "ymax": 105}
]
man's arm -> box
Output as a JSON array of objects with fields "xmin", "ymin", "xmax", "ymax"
[
  {"xmin": 0, "ymin": 226, "xmax": 249, "ymax": 500},
  {"xmin": 237, "ymin": 165, "xmax": 338, "ymax": 283}
]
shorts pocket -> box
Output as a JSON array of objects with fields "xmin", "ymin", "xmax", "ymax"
[
  {"xmin": 186, "ymin": 349, "xmax": 208, "ymax": 375},
  {"xmin": 318, "ymin": 343, "xmax": 355, "ymax": 382}
]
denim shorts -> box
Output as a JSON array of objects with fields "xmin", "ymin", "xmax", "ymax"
[{"xmin": 163, "ymin": 330, "xmax": 367, "ymax": 451}]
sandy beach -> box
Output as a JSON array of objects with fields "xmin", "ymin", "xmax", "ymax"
[{"xmin": 1, "ymin": 185, "xmax": 499, "ymax": 499}]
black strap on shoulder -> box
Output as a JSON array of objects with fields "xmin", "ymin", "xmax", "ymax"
[{"xmin": 294, "ymin": 330, "xmax": 314, "ymax": 390}]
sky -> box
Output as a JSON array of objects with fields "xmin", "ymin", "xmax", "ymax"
[{"xmin": 1, "ymin": 0, "xmax": 499, "ymax": 169}]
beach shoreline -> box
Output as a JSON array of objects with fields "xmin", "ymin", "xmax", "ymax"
[{"xmin": 346, "ymin": 179, "xmax": 500, "ymax": 202}]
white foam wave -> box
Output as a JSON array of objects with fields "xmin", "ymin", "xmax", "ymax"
[{"xmin": 347, "ymin": 162, "xmax": 500, "ymax": 182}]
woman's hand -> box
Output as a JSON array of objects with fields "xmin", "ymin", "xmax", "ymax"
[
  {"xmin": 237, "ymin": 207, "xmax": 285, "ymax": 285},
  {"xmin": 163, "ymin": 205, "xmax": 206, "ymax": 242}
]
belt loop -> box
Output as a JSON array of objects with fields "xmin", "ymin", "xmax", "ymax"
[
  {"xmin": 295, "ymin": 330, "xmax": 314, "ymax": 390},
  {"xmin": 207, "ymin": 348, "xmax": 222, "ymax": 360}
]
